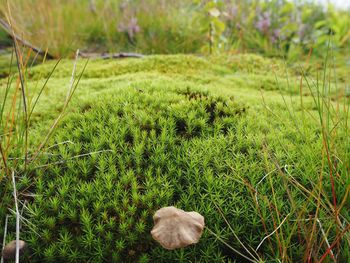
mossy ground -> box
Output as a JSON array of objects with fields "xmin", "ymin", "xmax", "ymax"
[{"xmin": 0, "ymin": 54, "xmax": 349, "ymax": 262}]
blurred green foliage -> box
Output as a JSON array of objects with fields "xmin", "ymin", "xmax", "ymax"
[
  {"xmin": 0, "ymin": 0, "xmax": 349, "ymax": 58},
  {"xmin": 0, "ymin": 27, "xmax": 11, "ymax": 47}
]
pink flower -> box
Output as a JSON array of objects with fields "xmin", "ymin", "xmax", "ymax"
[{"xmin": 255, "ymin": 12, "xmax": 271, "ymax": 34}]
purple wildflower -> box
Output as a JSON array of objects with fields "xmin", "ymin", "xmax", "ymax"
[
  {"xmin": 271, "ymin": 29, "xmax": 281, "ymax": 43},
  {"xmin": 118, "ymin": 16, "xmax": 141, "ymax": 39},
  {"xmin": 255, "ymin": 12, "xmax": 271, "ymax": 34}
]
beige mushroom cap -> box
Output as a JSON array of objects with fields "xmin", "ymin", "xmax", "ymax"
[
  {"xmin": 151, "ymin": 206, "xmax": 205, "ymax": 250},
  {"xmin": 1, "ymin": 240, "xmax": 27, "ymax": 261}
]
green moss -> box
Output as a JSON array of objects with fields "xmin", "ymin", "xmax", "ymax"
[
  {"xmin": 27, "ymin": 55, "xmax": 224, "ymax": 80},
  {"xmin": 0, "ymin": 54, "xmax": 349, "ymax": 262},
  {"xmin": 21, "ymin": 54, "xmax": 343, "ymax": 101},
  {"xmin": 19, "ymin": 85, "xmax": 347, "ymax": 261}
]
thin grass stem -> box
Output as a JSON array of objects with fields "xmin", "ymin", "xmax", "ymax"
[{"xmin": 11, "ymin": 171, "xmax": 20, "ymax": 263}]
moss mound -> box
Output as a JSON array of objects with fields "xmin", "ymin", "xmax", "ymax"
[
  {"xmin": 0, "ymin": 54, "xmax": 349, "ymax": 262},
  {"xmin": 22, "ymin": 86, "xmax": 255, "ymax": 262}
]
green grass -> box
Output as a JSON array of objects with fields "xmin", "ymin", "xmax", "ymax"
[
  {"xmin": 0, "ymin": 27, "xmax": 11, "ymax": 47},
  {"xmin": 0, "ymin": 49, "xmax": 14, "ymax": 78},
  {"xmin": 0, "ymin": 53, "xmax": 349, "ymax": 262}
]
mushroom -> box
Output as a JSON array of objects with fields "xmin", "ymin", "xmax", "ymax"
[
  {"xmin": 151, "ymin": 206, "xmax": 205, "ymax": 250},
  {"xmin": 1, "ymin": 240, "xmax": 27, "ymax": 261}
]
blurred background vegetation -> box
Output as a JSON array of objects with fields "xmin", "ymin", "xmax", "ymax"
[{"xmin": 0, "ymin": 0, "xmax": 349, "ymax": 60}]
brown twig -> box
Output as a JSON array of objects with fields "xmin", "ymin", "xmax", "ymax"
[
  {"xmin": 0, "ymin": 17, "xmax": 54, "ymax": 59},
  {"xmin": 79, "ymin": 52, "xmax": 144, "ymax": 59},
  {"xmin": 319, "ymin": 223, "xmax": 350, "ymax": 263}
]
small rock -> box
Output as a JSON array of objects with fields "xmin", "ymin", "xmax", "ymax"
[{"xmin": 1, "ymin": 240, "xmax": 27, "ymax": 261}]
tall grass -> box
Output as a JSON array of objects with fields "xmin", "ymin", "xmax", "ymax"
[
  {"xmin": 0, "ymin": 26, "xmax": 87, "ymax": 260},
  {"xmin": 0, "ymin": 47, "xmax": 85, "ymax": 181},
  {"xmin": 0, "ymin": 0, "xmax": 204, "ymax": 57}
]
